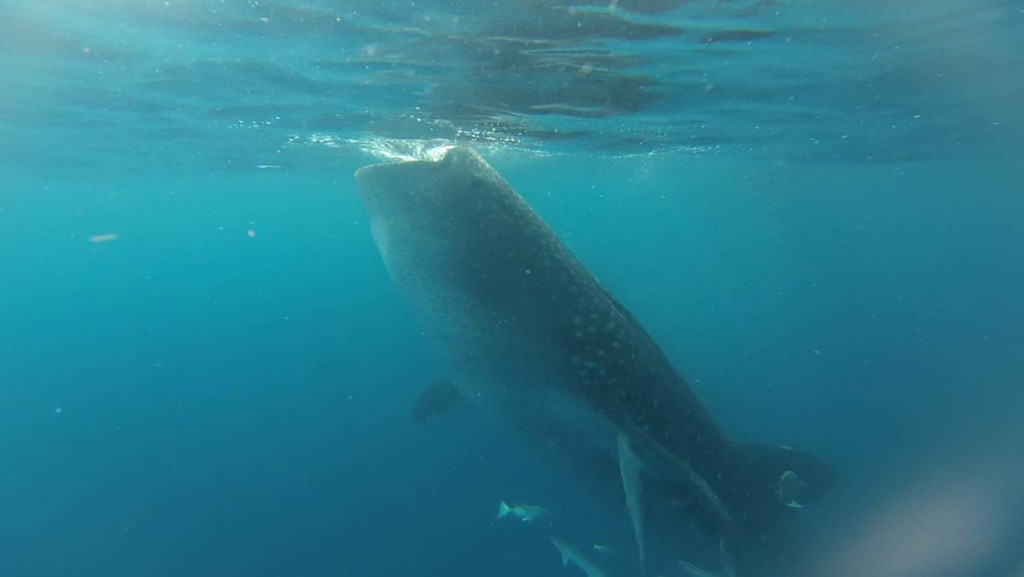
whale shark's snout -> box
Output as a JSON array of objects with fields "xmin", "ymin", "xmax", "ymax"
[
  {"xmin": 355, "ymin": 156, "xmax": 443, "ymax": 219},
  {"xmin": 355, "ymin": 147, "xmax": 502, "ymax": 220}
]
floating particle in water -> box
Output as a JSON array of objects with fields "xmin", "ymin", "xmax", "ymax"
[{"xmin": 89, "ymin": 233, "xmax": 118, "ymax": 243}]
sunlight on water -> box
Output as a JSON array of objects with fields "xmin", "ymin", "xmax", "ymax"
[
  {"xmin": 288, "ymin": 133, "xmax": 457, "ymax": 162},
  {"xmin": 292, "ymin": 132, "xmax": 553, "ymax": 163},
  {"xmin": 352, "ymin": 137, "xmax": 457, "ymax": 162}
]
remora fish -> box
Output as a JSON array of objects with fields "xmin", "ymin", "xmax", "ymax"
[
  {"xmin": 354, "ymin": 147, "xmax": 835, "ymax": 575},
  {"xmin": 550, "ymin": 535, "xmax": 610, "ymax": 577}
]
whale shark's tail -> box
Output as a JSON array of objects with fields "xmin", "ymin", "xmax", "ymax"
[{"xmin": 638, "ymin": 441, "xmax": 834, "ymax": 576}]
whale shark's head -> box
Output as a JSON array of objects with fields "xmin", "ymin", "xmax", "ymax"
[
  {"xmin": 356, "ymin": 147, "xmax": 513, "ymax": 232},
  {"xmin": 355, "ymin": 147, "xmax": 526, "ymax": 272},
  {"xmin": 354, "ymin": 147, "xmax": 574, "ymax": 381}
]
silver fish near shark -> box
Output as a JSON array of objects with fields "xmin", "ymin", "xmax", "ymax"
[
  {"xmin": 550, "ymin": 535, "xmax": 611, "ymax": 577},
  {"xmin": 355, "ymin": 147, "xmax": 835, "ymax": 576},
  {"xmin": 497, "ymin": 500, "xmax": 548, "ymax": 523}
]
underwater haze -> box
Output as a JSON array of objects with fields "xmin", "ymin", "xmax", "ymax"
[{"xmin": 2, "ymin": 1, "xmax": 1024, "ymax": 576}]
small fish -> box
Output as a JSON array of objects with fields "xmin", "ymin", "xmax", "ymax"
[
  {"xmin": 497, "ymin": 501, "xmax": 548, "ymax": 523},
  {"xmin": 88, "ymin": 233, "xmax": 118, "ymax": 244},
  {"xmin": 678, "ymin": 560, "xmax": 719, "ymax": 577},
  {"xmin": 777, "ymin": 470, "xmax": 809, "ymax": 508},
  {"xmin": 550, "ymin": 535, "xmax": 609, "ymax": 577},
  {"xmin": 678, "ymin": 544, "xmax": 736, "ymax": 577},
  {"xmin": 592, "ymin": 544, "xmax": 616, "ymax": 555}
]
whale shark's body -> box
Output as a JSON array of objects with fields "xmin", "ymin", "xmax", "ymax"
[{"xmin": 355, "ymin": 147, "xmax": 834, "ymax": 576}]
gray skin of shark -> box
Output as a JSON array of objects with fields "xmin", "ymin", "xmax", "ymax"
[{"xmin": 355, "ymin": 147, "xmax": 833, "ymax": 576}]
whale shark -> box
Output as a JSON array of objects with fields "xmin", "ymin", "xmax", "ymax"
[{"xmin": 355, "ymin": 146, "xmax": 835, "ymax": 576}]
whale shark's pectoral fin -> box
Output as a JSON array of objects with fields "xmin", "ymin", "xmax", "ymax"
[
  {"xmin": 411, "ymin": 378, "xmax": 465, "ymax": 423},
  {"xmin": 617, "ymin": 434, "xmax": 647, "ymax": 573}
]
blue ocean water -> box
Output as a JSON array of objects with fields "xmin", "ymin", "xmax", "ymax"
[{"xmin": 2, "ymin": 1, "xmax": 1023, "ymax": 576}]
